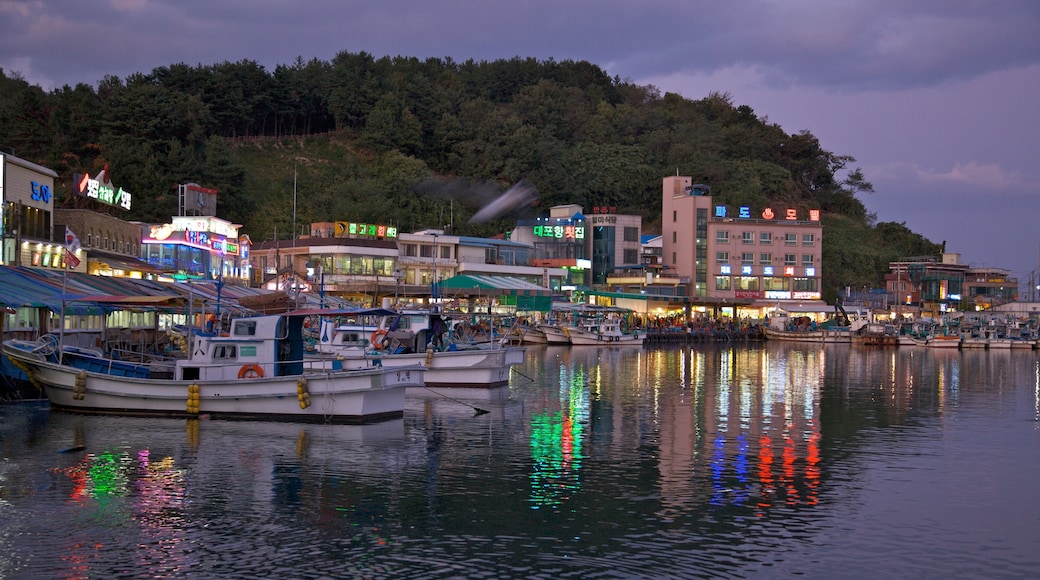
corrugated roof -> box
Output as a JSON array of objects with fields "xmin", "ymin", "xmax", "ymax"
[{"xmin": 437, "ymin": 274, "xmax": 551, "ymax": 296}]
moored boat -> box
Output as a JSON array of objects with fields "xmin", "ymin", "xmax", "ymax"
[
  {"xmin": 564, "ymin": 317, "xmax": 645, "ymax": 346},
  {"xmin": 851, "ymin": 322, "xmax": 900, "ymax": 347},
  {"xmin": 3, "ymin": 310, "xmax": 424, "ymax": 423},
  {"xmin": 316, "ymin": 309, "xmax": 525, "ymax": 388}
]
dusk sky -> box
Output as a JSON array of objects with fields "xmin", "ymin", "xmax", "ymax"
[{"xmin": 3, "ymin": 1, "xmax": 1039, "ymax": 290}]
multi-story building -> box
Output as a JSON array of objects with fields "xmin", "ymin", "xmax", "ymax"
[
  {"xmin": 661, "ymin": 175, "xmax": 824, "ymax": 316},
  {"xmin": 248, "ymin": 223, "xmax": 565, "ymax": 306},
  {"xmin": 883, "ymin": 253, "xmax": 1015, "ymax": 314},
  {"xmin": 0, "ymin": 153, "xmax": 71, "ymax": 270},
  {"xmin": 586, "ymin": 205, "xmax": 643, "ymax": 286},
  {"xmin": 511, "ymin": 204, "xmax": 591, "ymax": 291}
]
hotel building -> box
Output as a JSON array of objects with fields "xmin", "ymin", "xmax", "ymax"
[{"xmin": 661, "ymin": 175, "xmax": 825, "ymax": 315}]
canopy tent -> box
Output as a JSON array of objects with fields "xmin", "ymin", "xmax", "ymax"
[{"xmin": 436, "ymin": 274, "xmax": 554, "ymax": 312}]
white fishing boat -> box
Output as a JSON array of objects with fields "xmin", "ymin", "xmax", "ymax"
[
  {"xmin": 910, "ymin": 333, "xmax": 962, "ymax": 349},
  {"xmin": 316, "ymin": 309, "xmax": 525, "ymax": 388},
  {"xmin": 539, "ymin": 324, "xmax": 572, "ymax": 345},
  {"xmin": 3, "ymin": 310, "xmax": 425, "ymax": 423},
  {"xmin": 564, "ymin": 317, "xmax": 645, "ymax": 346}
]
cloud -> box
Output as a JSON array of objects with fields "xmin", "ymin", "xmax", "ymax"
[{"xmin": 868, "ymin": 161, "xmax": 1039, "ymax": 195}]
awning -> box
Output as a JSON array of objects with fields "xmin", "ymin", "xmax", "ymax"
[
  {"xmin": 437, "ymin": 275, "xmax": 553, "ymax": 311},
  {"xmin": 88, "ymin": 250, "xmax": 161, "ymax": 274},
  {"xmin": 437, "ymin": 274, "xmax": 551, "ymax": 296},
  {"xmin": 752, "ymin": 300, "xmax": 837, "ymax": 314}
]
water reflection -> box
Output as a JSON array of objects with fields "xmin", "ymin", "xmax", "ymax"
[{"xmin": 1, "ymin": 344, "xmax": 1038, "ymax": 577}]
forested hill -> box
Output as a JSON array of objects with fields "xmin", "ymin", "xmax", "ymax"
[{"xmin": 0, "ymin": 53, "xmax": 939, "ymax": 301}]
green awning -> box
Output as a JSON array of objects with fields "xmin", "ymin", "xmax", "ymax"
[{"xmin": 437, "ymin": 274, "xmax": 553, "ymax": 311}]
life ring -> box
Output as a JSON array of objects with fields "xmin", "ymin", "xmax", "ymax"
[
  {"xmin": 238, "ymin": 364, "xmax": 264, "ymax": 379},
  {"xmin": 370, "ymin": 329, "xmax": 390, "ymax": 349}
]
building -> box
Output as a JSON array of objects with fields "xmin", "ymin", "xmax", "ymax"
[
  {"xmin": 55, "ymin": 209, "xmax": 159, "ymax": 278},
  {"xmin": 248, "ymin": 223, "xmax": 565, "ymax": 307},
  {"xmin": 586, "ymin": 205, "xmax": 643, "ymax": 286},
  {"xmin": 511, "ymin": 204, "xmax": 591, "ymax": 291},
  {"xmin": 883, "ymin": 253, "xmax": 1017, "ymax": 315},
  {"xmin": 0, "ymin": 153, "xmax": 73, "ymax": 270},
  {"xmin": 661, "ymin": 175, "xmax": 825, "ymax": 317},
  {"xmin": 250, "ymin": 220, "xmax": 399, "ymax": 303},
  {"xmin": 141, "ymin": 215, "xmax": 249, "ymax": 283}
]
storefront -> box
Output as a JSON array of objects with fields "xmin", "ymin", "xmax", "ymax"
[{"xmin": 141, "ymin": 216, "xmax": 248, "ymax": 282}]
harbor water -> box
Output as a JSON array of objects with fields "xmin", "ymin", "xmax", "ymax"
[{"xmin": 1, "ymin": 343, "xmax": 1038, "ymax": 578}]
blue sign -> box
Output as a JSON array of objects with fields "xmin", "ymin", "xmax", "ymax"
[{"xmin": 30, "ymin": 181, "xmax": 51, "ymax": 203}]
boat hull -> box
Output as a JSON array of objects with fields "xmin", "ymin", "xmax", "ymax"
[
  {"xmin": 912, "ymin": 335, "xmax": 961, "ymax": 349},
  {"xmin": 564, "ymin": 327, "xmax": 645, "ymax": 346},
  {"xmin": 539, "ymin": 326, "xmax": 571, "ymax": 345},
  {"xmin": 4, "ymin": 344, "xmax": 422, "ymax": 423},
  {"xmin": 851, "ymin": 335, "xmax": 900, "ymax": 347},
  {"xmin": 332, "ymin": 346, "xmax": 526, "ymax": 388},
  {"xmin": 763, "ymin": 327, "xmax": 851, "ymax": 343}
]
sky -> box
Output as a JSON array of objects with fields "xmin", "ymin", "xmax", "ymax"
[{"xmin": 2, "ymin": 1, "xmax": 1039, "ymax": 292}]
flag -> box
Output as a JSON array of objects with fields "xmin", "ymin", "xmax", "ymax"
[
  {"xmin": 65, "ymin": 226, "xmax": 81, "ymax": 253},
  {"xmin": 65, "ymin": 251, "xmax": 80, "ymax": 268}
]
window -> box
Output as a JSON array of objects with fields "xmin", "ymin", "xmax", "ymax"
[
  {"xmin": 784, "ymin": 254, "xmax": 797, "ymax": 266},
  {"xmin": 802, "ymin": 233, "xmax": 815, "ymax": 246},
  {"xmin": 759, "ymin": 253, "xmax": 772, "ymax": 265},
  {"xmin": 672, "ymin": 210, "xmax": 677, "ymax": 222},
  {"xmin": 234, "ymin": 320, "xmax": 257, "ymax": 336},
  {"xmin": 716, "ymin": 251, "xmax": 729, "ymax": 263},
  {"xmin": 792, "ymin": 277, "xmax": 818, "ymax": 291},
  {"xmin": 785, "ymin": 233, "xmax": 797, "ymax": 245},
  {"xmin": 715, "ymin": 276, "xmax": 731, "ymax": 290},
  {"xmin": 716, "ymin": 231, "xmax": 729, "ymax": 244},
  {"xmin": 802, "ymin": 254, "xmax": 814, "ymax": 266},
  {"xmin": 623, "ymin": 249, "xmax": 638, "ymax": 264},
  {"xmin": 671, "ymin": 252, "xmax": 676, "ymax": 265},
  {"xmin": 742, "ymin": 231, "xmax": 755, "ymax": 244},
  {"xmin": 672, "ymin": 231, "xmax": 677, "ymax": 243},
  {"xmin": 763, "ymin": 277, "xmax": 786, "ymax": 291},
  {"xmin": 736, "ymin": 277, "xmax": 760, "ymax": 291},
  {"xmin": 440, "ymin": 246, "xmax": 450, "ymax": 260},
  {"xmin": 420, "ymin": 245, "xmax": 433, "ymax": 258},
  {"xmin": 214, "ymin": 345, "xmax": 237, "ymax": 359},
  {"xmin": 742, "ymin": 252, "xmax": 754, "ymax": 265},
  {"xmin": 760, "ymin": 232, "xmax": 772, "ymax": 245},
  {"xmin": 624, "ymin": 227, "xmax": 638, "ymax": 242}
]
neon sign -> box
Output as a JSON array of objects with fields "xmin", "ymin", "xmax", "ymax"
[
  {"xmin": 72, "ymin": 172, "xmax": 132, "ymax": 210},
  {"xmin": 334, "ymin": 221, "xmax": 397, "ymax": 238},
  {"xmin": 714, "ymin": 205, "xmax": 820, "ymax": 222},
  {"xmin": 533, "ymin": 225, "xmax": 585, "ymax": 240}
]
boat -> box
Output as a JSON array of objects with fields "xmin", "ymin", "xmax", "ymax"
[
  {"xmin": 539, "ymin": 324, "xmax": 572, "ymax": 345},
  {"xmin": 762, "ymin": 312, "xmax": 858, "ymax": 343},
  {"xmin": 316, "ymin": 309, "xmax": 525, "ymax": 388},
  {"xmin": 564, "ymin": 316, "xmax": 645, "ymax": 346},
  {"xmin": 499, "ymin": 322, "xmax": 547, "ymax": 345},
  {"xmin": 2, "ymin": 310, "xmax": 425, "ymax": 423},
  {"xmin": 851, "ymin": 322, "xmax": 900, "ymax": 347},
  {"xmin": 910, "ymin": 333, "xmax": 961, "ymax": 349}
]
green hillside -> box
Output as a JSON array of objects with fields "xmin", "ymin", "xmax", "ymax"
[{"xmin": 0, "ymin": 54, "xmax": 941, "ymax": 301}]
